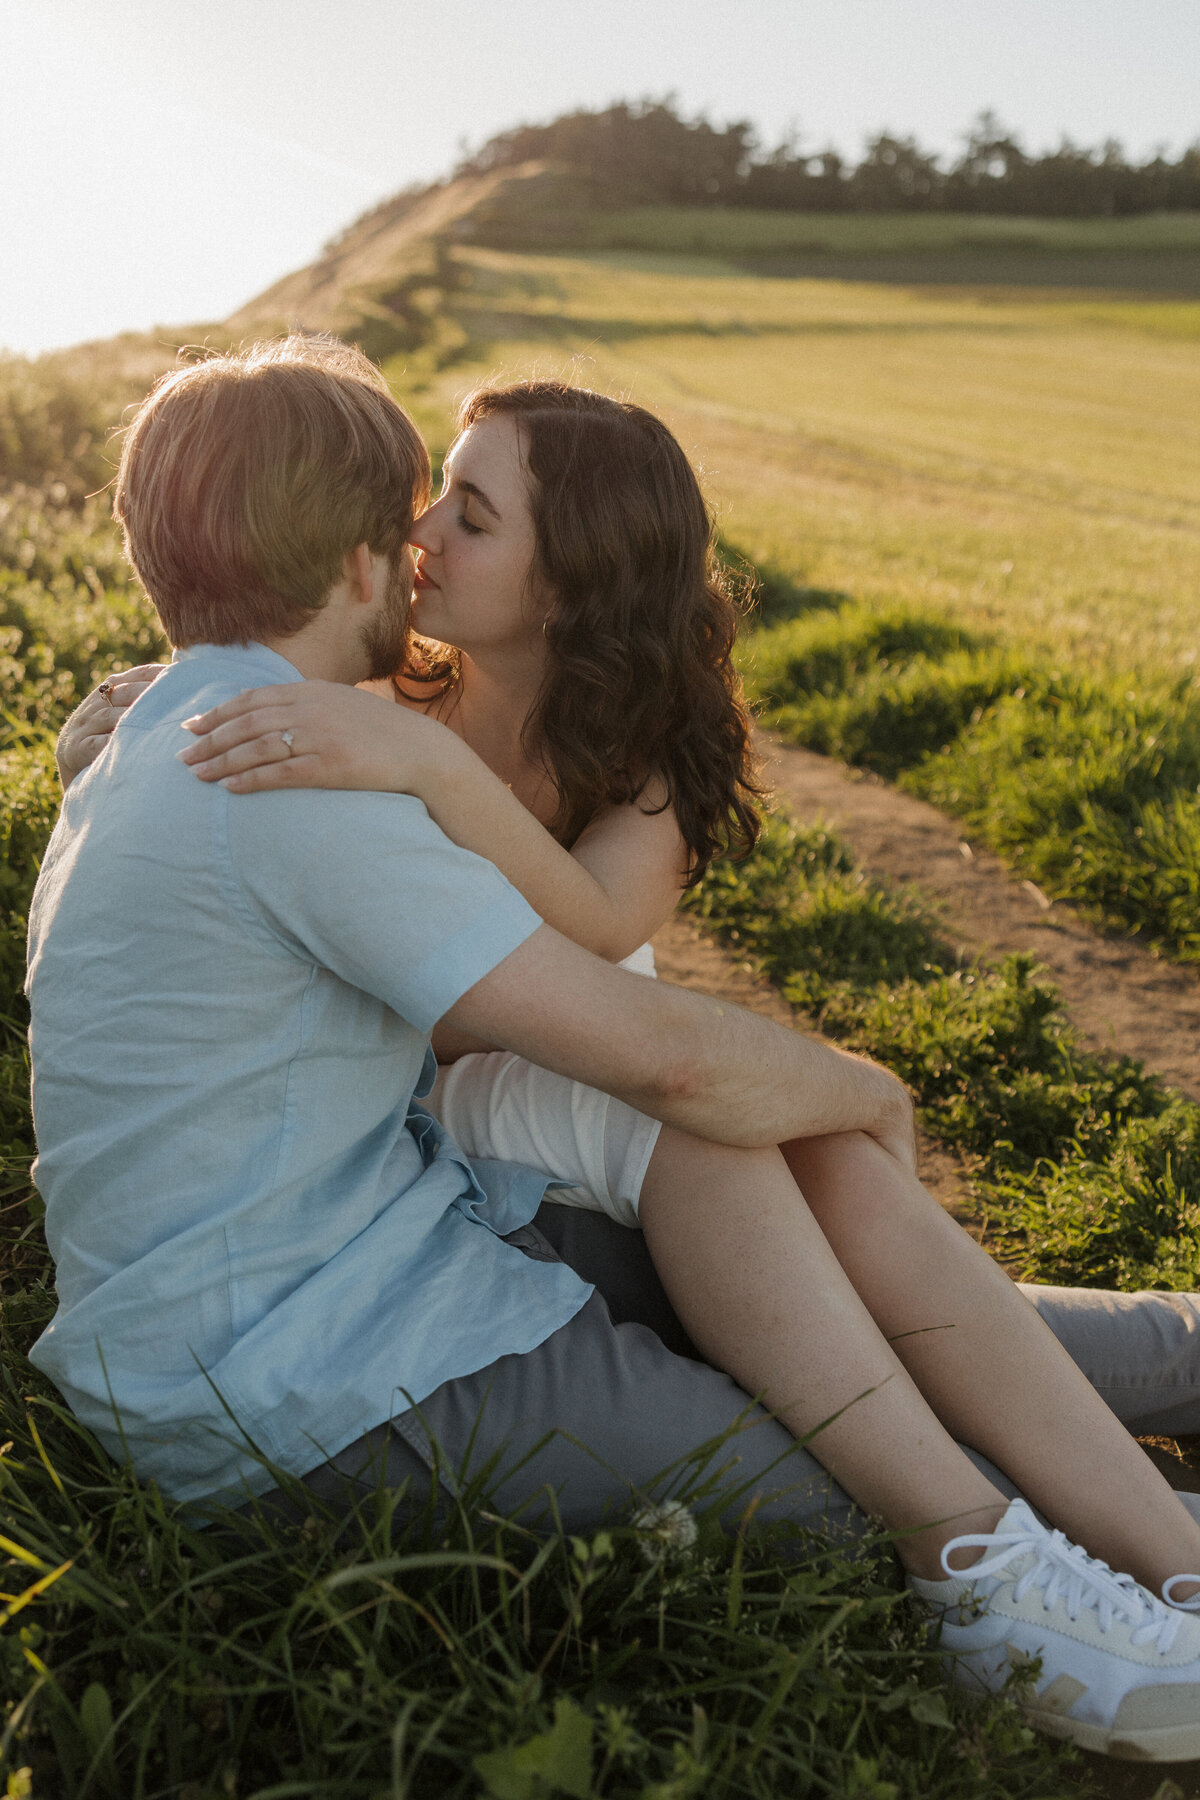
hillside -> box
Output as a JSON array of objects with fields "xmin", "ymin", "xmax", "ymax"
[
  {"xmin": 31, "ymin": 161, "xmax": 1200, "ymax": 432},
  {"xmin": 224, "ymin": 162, "xmax": 553, "ymax": 348},
  {"xmin": 25, "ymin": 150, "xmax": 1200, "ymax": 695},
  {"xmin": 223, "ymin": 162, "xmax": 1200, "ymax": 364}
]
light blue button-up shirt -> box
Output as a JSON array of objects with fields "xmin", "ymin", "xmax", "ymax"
[{"xmin": 26, "ymin": 644, "xmax": 591, "ymax": 1508}]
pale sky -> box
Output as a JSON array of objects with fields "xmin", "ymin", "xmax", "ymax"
[{"xmin": 2, "ymin": 0, "xmax": 1198, "ymax": 356}]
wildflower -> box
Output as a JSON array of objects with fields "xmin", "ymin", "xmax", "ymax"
[{"xmin": 632, "ymin": 1499, "xmax": 698, "ymax": 1564}]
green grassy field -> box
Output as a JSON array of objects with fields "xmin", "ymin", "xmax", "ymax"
[
  {"xmin": 396, "ymin": 246, "xmax": 1200, "ymax": 678},
  {"xmin": 547, "ymin": 208, "xmax": 1200, "ymax": 256}
]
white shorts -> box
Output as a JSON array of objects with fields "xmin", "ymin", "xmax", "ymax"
[{"xmin": 425, "ymin": 943, "xmax": 662, "ymax": 1230}]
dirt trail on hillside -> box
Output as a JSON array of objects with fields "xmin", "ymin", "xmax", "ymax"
[
  {"xmin": 651, "ymin": 729, "xmax": 1200, "ymax": 1220},
  {"xmin": 758, "ymin": 733, "xmax": 1200, "ymax": 1107}
]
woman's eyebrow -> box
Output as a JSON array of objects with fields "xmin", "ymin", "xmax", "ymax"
[{"xmin": 454, "ymin": 477, "xmax": 501, "ymax": 520}]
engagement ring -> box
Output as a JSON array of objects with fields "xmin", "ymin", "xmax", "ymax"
[{"xmin": 280, "ymin": 730, "xmax": 295, "ymax": 753}]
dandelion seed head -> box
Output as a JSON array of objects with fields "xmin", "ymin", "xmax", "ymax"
[{"xmin": 632, "ymin": 1499, "xmax": 698, "ymax": 1563}]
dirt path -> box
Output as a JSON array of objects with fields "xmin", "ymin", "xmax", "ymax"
[
  {"xmin": 759, "ymin": 733, "xmax": 1200, "ymax": 1107},
  {"xmin": 652, "ymin": 729, "xmax": 1200, "ymax": 1216}
]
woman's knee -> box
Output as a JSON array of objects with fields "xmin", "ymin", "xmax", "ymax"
[{"xmin": 783, "ymin": 1129, "xmax": 876, "ymax": 1192}]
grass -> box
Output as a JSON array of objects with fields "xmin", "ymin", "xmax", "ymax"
[
  {"xmin": 0, "ymin": 1359, "xmax": 1064, "ymax": 1797},
  {"xmin": 500, "ymin": 205, "xmax": 1200, "ymax": 260},
  {"xmin": 393, "ymin": 245, "xmax": 1200, "ymax": 681},
  {"xmin": 738, "ymin": 594, "xmax": 1200, "ymax": 961}
]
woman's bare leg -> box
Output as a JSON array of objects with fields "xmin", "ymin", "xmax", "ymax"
[
  {"xmin": 638, "ymin": 1126, "xmax": 1200, "ymax": 1591},
  {"xmin": 638, "ymin": 1131, "xmax": 1011, "ymax": 1580},
  {"xmin": 780, "ymin": 1129, "xmax": 1200, "ymax": 1595}
]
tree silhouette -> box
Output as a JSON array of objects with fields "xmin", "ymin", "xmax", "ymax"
[{"xmin": 453, "ymin": 98, "xmax": 1200, "ymax": 217}]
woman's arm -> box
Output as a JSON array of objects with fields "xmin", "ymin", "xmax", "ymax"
[{"xmin": 179, "ymin": 681, "xmax": 689, "ymax": 962}]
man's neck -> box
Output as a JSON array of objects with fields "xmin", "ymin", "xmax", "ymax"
[{"xmin": 258, "ymin": 621, "xmax": 365, "ymax": 686}]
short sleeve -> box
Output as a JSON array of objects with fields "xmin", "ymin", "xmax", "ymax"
[{"xmin": 222, "ymin": 787, "xmax": 542, "ymax": 1031}]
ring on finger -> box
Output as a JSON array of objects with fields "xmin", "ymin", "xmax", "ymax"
[
  {"xmin": 98, "ymin": 682, "xmax": 117, "ymax": 707},
  {"xmin": 280, "ymin": 730, "xmax": 295, "ymax": 754}
]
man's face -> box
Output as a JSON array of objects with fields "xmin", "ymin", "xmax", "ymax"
[{"xmin": 360, "ymin": 545, "xmax": 416, "ymax": 680}]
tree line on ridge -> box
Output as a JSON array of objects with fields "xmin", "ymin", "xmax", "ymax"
[{"xmin": 452, "ymin": 97, "xmax": 1200, "ymax": 217}]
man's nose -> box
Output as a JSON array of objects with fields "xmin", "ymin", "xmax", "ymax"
[{"xmin": 408, "ymin": 507, "xmax": 440, "ymax": 554}]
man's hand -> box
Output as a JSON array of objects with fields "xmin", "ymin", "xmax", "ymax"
[
  {"xmin": 858, "ymin": 1064, "xmax": 918, "ymax": 1175},
  {"xmin": 56, "ymin": 666, "xmax": 166, "ymax": 788}
]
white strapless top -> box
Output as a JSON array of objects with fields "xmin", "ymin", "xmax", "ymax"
[{"xmin": 617, "ymin": 941, "xmax": 657, "ymax": 978}]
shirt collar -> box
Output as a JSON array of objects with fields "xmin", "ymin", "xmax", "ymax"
[{"xmin": 170, "ymin": 643, "xmax": 304, "ymax": 683}]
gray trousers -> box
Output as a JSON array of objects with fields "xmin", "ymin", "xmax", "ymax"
[{"xmin": 265, "ymin": 1204, "xmax": 1200, "ymax": 1543}]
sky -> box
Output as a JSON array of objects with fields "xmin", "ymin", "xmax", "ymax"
[{"xmin": 2, "ymin": 0, "xmax": 1198, "ymax": 357}]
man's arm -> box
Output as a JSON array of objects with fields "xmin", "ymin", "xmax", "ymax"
[{"xmin": 443, "ymin": 924, "xmax": 916, "ymax": 1169}]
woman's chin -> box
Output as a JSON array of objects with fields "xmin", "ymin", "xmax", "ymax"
[{"xmin": 410, "ymin": 598, "xmax": 443, "ymax": 637}]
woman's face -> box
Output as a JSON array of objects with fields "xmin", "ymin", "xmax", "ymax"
[{"xmin": 407, "ymin": 414, "xmax": 548, "ymax": 660}]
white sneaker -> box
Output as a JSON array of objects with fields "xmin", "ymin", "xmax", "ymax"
[
  {"xmin": 1164, "ymin": 1574, "xmax": 1200, "ymax": 1610},
  {"xmin": 908, "ymin": 1498, "xmax": 1200, "ymax": 1761}
]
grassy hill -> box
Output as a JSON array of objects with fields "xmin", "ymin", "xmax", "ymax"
[
  {"xmin": 36, "ymin": 167, "xmax": 1200, "ymax": 613},
  {"xmin": 224, "ymin": 161, "xmax": 1200, "ymax": 346},
  {"xmin": 373, "ymin": 243, "xmax": 1200, "ymax": 681}
]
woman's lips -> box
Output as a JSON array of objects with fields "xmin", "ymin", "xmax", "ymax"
[{"xmin": 412, "ymin": 567, "xmax": 439, "ymax": 591}]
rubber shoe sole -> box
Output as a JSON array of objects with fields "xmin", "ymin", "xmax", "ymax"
[
  {"xmin": 941, "ymin": 1643, "xmax": 1200, "ymax": 1760},
  {"xmin": 1025, "ymin": 1702, "xmax": 1200, "ymax": 1763}
]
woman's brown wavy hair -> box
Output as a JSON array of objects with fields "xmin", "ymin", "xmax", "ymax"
[{"xmin": 402, "ymin": 382, "xmax": 763, "ymax": 881}]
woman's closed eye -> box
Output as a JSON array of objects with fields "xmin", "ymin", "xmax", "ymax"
[{"xmin": 457, "ymin": 511, "xmax": 484, "ymax": 536}]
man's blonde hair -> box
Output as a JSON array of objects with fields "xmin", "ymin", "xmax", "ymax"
[{"xmin": 114, "ymin": 336, "xmax": 430, "ymax": 646}]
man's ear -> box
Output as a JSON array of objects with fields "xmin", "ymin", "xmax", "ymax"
[{"xmin": 344, "ymin": 543, "xmax": 375, "ymax": 607}]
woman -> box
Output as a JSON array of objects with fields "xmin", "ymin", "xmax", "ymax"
[{"xmin": 63, "ymin": 383, "xmax": 1200, "ymax": 1757}]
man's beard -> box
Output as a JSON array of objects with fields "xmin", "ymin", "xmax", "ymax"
[{"xmin": 360, "ymin": 556, "xmax": 413, "ymax": 680}]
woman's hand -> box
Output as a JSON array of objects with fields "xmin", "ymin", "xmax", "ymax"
[
  {"xmin": 56, "ymin": 665, "xmax": 167, "ymax": 787},
  {"xmin": 178, "ymin": 680, "xmax": 451, "ymax": 794}
]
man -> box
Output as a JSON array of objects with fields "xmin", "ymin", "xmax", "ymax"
[
  {"xmin": 27, "ymin": 337, "xmax": 1200, "ymax": 1761},
  {"xmin": 26, "ymin": 335, "xmax": 916, "ymax": 1518}
]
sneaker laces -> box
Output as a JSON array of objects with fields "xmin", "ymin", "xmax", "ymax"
[
  {"xmin": 1163, "ymin": 1574, "xmax": 1200, "ymax": 1611},
  {"xmin": 940, "ymin": 1520, "xmax": 1184, "ymax": 1655}
]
